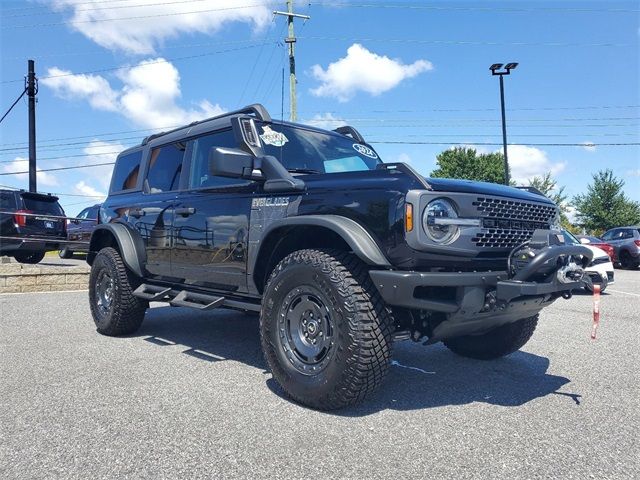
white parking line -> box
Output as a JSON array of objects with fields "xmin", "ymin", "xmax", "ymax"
[{"xmin": 607, "ymin": 289, "xmax": 640, "ymax": 298}]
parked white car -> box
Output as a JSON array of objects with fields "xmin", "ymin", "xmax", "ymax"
[{"xmin": 564, "ymin": 231, "xmax": 614, "ymax": 292}]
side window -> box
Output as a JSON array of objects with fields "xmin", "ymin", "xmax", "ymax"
[
  {"xmin": 146, "ymin": 142, "xmax": 186, "ymax": 193},
  {"xmin": 621, "ymin": 229, "xmax": 634, "ymax": 239},
  {"xmin": 88, "ymin": 207, "xmax": 99, "ymax": 219},
  {"xmin": 602, "ymin": 230, "xmax": 615, "ymax": 241},
  {"xmin": 111, "ymin": 151, "xmax": 142, "ymax": 193},
  {"xmin": 188, "ymin": 129, "xmax": 246, "ymax": 189},
  {"xmin": 76, "ymin": 208, "xmax": 90, "ymax": 219}
]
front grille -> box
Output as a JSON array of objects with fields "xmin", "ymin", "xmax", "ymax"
[
  {"xmin": 473, "ymin": 197, "xmax": 557, "ymax": 223},
  {"xmin": 471, "ymin": 196, "xmax": 558, "ymax": 249}
]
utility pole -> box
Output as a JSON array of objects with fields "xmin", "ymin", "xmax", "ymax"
[
  {"xmin": 489, "ymin": 62, "xmax": 518, "ymax": 185},
  {"xmin": 274, "ymin": 1, "xmax": 310, "ymax": 122},
  {"xmin": 27, "ymin": 59, "xmax": 38, "ymax": 193}
]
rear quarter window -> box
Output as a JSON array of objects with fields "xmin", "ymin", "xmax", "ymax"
[
  {"xmin": 110, "ymin": 150, "xmax": 143, "ymax": 193},
  {"xmin": 0, "ymin": 192, "xmax": 16, "ymax": 210}
]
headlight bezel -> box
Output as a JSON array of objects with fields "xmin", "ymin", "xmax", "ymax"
[{"xmin": 422, "ymin": 198, "xmax": 460, "ymax": 245}]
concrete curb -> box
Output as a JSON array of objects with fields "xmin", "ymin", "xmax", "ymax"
[{"xmin": 0, "ymin": 262, "xmax": 90, "ymax": 293}]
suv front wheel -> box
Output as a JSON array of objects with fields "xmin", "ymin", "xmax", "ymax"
[
  {"xmin": 443, "ymin": 315, "xmax": 538, "ymax": 360},
  {"xmin": 260, "ymin": 249, "xmax": 393, "ymax": 410},
  {"xmin": 89, "ymin": 247, "xmax": 148, "ymax": 336}
]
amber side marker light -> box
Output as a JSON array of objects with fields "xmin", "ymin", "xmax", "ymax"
[{"xmin": 405, "ymin": 203, "xmax": 414, "ymax": 232}]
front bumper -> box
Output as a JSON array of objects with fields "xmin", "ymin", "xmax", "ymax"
[{"xmin": 370, "ymin": 243, "xmax": 593, "ymax": 341}]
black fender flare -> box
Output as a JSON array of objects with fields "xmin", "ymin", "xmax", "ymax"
[
  {"xmin": 253, "ymin": 215, "xmax": 391, "ymax": 273},
  {"xmin": 88, "ymin": 223, "xmax": 146, "ymax": 278}
]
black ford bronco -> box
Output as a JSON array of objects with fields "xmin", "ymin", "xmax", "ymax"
[{"xmin": 87, "ymin": 104, "xmax": 592, "ymax": 410}]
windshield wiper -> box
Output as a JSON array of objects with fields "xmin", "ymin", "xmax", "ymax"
[{"xmin": 287, "ymin": 168, "xmax": 321, "ymax": 174}]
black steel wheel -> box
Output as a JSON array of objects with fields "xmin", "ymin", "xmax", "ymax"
[
  {"xmin": 58, "ymin": 248, "xmax": 74, "ymax": 259},
  {"xmin": 620, "ymin": 251, "xmax": 640, "ymax": 269},
  {"xmin": 260, "ymin": 249, "xmax": 393, "ymax": 410},
  {"xmin": 89, "ymin": 247, "xmax": 147, "ymax": 336}
]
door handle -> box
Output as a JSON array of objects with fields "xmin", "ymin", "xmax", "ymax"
[
  {"xmin": 175, "ymin": 207, "xmax": 196, "ymax": 217},
  {"xmin": 129, "ymin": 208, "xmax": 145, "ymax": 218}
]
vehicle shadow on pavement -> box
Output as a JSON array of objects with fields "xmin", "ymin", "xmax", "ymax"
[
  {"xmin": 137, "ymin": 306, "xmax": 577, "ymax": 415},
  {"xmin": 135, "ymin": 306, "xmax": 267, "ymax": 370}
]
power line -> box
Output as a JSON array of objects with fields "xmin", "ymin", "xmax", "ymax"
[
  {"xmin": 325, "ymin": 2, "xmax": 639, "ymax": 14},
  {"xmin": 0, "ymin": 162, "xmax": 115, "ymax": 176},
  {"xmin": 1, "ymin": 42, "xmax": 272, "ymax": 84},
  {"xmin": 369, "ymin": 141, "xmax": 640, "ymax": 147},
  {"xmin": 299, "ymin": 35, "xmax": 631, "ymax": 48},
  {"xmin": 4, "ymin": 3, "xmax": 276, "ymax": 29},
  {"xmin": 2, "ymin": 0, "xmax": 245, "ymax": 18},
  {"xmin": 0, "ymin": 88, "xmax": 27, "ymax": 124}
]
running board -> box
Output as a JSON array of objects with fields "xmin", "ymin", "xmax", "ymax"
[
  {"xmin": 170, "ymin": 291, "xmax": 225, "ymax": 310},
  {"xmin": 132, "ymin": 283, "xmax": 261, "ymax": 312},
  {"xmin": 133, "ymin": 284, "xmax": 172, "ymax": 301}
]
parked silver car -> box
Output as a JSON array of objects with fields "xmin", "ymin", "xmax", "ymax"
[{"xmin": 601, "ymin": 226, "xmax": 640, "ymax": 269}]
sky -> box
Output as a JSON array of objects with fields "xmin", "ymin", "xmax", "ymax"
[{"xmin": 0, "ymin": 0, "xmax": 638, "ymax": 216}]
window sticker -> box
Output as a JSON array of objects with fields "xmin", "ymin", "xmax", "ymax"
[
  {"xmin": 353, "ymin": 143, "xmax": 378, "ymax": 159},
  {"xmin": 260, "ymin": 126, "xmax": 289, "ymax": 147}
]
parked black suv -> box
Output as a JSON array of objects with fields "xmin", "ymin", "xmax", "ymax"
[
  {"xmin": 59, "ymin": 203, "xmax": 101, "ymax": 258},
  {"xmin": 0, "ymin": 189, "xmax": 67, "ymax": 264},
  {"xmin": 87, "ymin": 104, "xmax": 592, "ymax": 410}
]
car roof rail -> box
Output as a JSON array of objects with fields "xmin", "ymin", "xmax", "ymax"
[
  {"xmin": 141, "ymin": 103, "xmax": 272, "ymax": 146},
  {"xmin": 333, "ymin": 125, "xmax": 366, "ymax": 144}
]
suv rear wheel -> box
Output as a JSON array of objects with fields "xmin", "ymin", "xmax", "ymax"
[
  {"xmin": 443, "ymin": 315, "xmax": 538, "ymax": 360},
  {"xmin": 59, "ymin": 248, "xmax": 74, "ymax": 259},
  {"xmin": 620, "ymin": 250, "xmax": 639, "ymax": 269},
  {"xmin": 260, "ymin": 249, "xmax": 393, "ymax": 410},
  {"xmin": 89, "ymin": 247, "xmax": 148, "ymax": 336},
  {"xmin": 13, "ymin": 251, "xmax": 45, "ymax": 264}
]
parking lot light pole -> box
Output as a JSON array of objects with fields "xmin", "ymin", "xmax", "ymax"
[{"xmin": 490, "ymin": 62, "xmax": 518, "ymax": 185}]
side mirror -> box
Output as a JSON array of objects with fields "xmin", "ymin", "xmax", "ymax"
[{"xmin": 209, "ymin": 147, "xmax": 258, "ymax": 179}]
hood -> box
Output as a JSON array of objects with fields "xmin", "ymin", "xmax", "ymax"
[{"xmin": 425, "ymin": 177, "xmax": 555, "ymax": 204}]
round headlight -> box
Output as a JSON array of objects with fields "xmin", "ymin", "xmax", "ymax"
[{"xmin": 423, "ymin": 198, "xmax": 459, "ymax": 244}]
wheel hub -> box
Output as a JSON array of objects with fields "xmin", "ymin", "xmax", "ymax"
[
  {"xmin": 96, "ymin": 270, "xmax": 114, "ymax": 315},
  {"xmin": 277, "ymin": 286, "xmax": 335, "ymax": 374}
]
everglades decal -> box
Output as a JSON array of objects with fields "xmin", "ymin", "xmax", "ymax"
[
  {"xmin": 251, "ymin": 197, "xmax": 290, "ymax": 209},
  {"xmin": 260, "ymin": 126, "xmax": 289, "ymax": 147},
  {"xmin": 353, "ymin": 143, "xmax": 378, "ymax": 159}
]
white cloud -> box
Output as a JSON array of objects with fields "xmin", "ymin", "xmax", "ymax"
[
  {"xmin": 2, "ymin": 158, "xmax": 59, "ymax": 187},
  {"xmin": 82, "ymin": 140, "xmax": 126, "ymax": 189},
  {"xmin": 507, "ymin": 145, "xmax": 566, "ymax": 184},
  {"xmin": 581, "ymin": 141, "xmax": 597, "ymax": 152},
  {"xmin": 310, "ymin": 44, "xmax": 432, "ymax": 102},
  {"xmin": 75, "ymin": 180, "xmax": 106, "ymax": 200},
  {"xmin": 305, "ymin": 113, "xmax": 347, "ymax": 130},
  {"xmin": 42, "ymin": 59, "xmax": 225, "ymax": 129},
  {"xmin": 627, "ymin": 169, "xmax": 640, "ymax": 177},
  {"xmin": 52, "ymin": 0, "xmax": 272, "ymax": 54}
]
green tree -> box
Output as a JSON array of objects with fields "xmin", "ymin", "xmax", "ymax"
[
  {"xmin": 573, "ymin": 169, "xmax": 640, "ymax": 234},
  {"xmin": 527, "ymin": 172, "xmax": 574, "ymax": 229},
  {"xmin": 431, "ymin": 147, "xmax": 507, "ymax": 184}
]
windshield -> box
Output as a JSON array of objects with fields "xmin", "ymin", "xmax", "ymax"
[
  {"xmin": 256, "ymin": 123, "xmax": 381, "ymax": 174},
  {"xmin": 563, "ymin": 231, "xmax": 580, "ymax": 245}
]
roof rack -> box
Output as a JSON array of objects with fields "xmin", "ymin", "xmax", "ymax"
[
  {"xmin": 141, "ymin": 104, "xmax": 272, "ymax": 146},
  {"xmin": 333, "ymin": 125, "xmax": 366, "ymax": 144}
]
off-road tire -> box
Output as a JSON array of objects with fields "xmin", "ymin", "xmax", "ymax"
[
  {"xmin": 89, "ymin": 247, "xmax": 148, "ymax": 336},
  {"xmin": 443, "ymin": 315, "xmax": 539, "ymax": 360},
  {"xmin": 59, "ymin": 248, "xmax": 73, "ymax": 259},
  {"xmin": 13, "ymin": 251, "xmax": 45, "ymax": 264},
  {"xmin": 260, "ymin": 249, "xmax": 393, "ymax": 410}
]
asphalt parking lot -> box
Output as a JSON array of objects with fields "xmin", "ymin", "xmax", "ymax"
[{"xmin": 1, "ymin": 271, "xmax": 638, "ymax": 479}]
